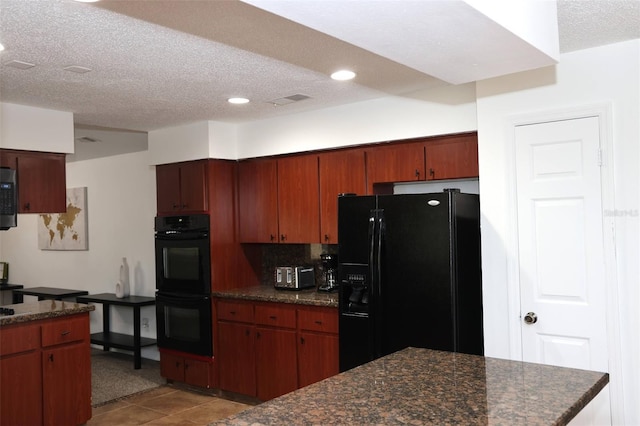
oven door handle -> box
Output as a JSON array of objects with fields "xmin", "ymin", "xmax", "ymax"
[
  {"xmin": 155, "ymin": 231, "xmax": 209, "ymax": 240},
  {"xmin": 156, "ymin": 292, "xmax": 210, "ymax": 303}
]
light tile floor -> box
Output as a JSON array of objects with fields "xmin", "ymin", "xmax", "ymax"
[{"xmin": 88, "ymin": 386, "xmax": 254, "ymax": 425}]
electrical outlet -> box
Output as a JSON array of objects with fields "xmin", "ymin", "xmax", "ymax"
[{"xmin": 142, "ymin": 318, "xmax": 149, "ymax": 329}]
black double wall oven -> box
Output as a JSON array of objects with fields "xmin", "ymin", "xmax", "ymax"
[{"xmin": 155, "ymin": 214, "xmax": 212, "ymax": 357}]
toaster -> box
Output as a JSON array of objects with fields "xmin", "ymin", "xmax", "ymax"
[{"xmin": 274, "ymin": 266, "xmax": 315, "ymax": 290}]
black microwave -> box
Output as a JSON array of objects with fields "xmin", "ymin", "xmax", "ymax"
[
  {"xmin": 0, "ymin": 168, "xmax": 17, "ymax": 231},
  {"xmin": 154, "ymin": 214, "xmax": 211, "ymax": 294}
]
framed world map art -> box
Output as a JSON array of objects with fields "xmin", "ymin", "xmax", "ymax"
[{"xmin": 38, "ymin": 187, "xmax": 88, "ymax": 250}]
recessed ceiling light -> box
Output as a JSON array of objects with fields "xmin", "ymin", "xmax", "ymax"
[
  {"xmin": 73, "ymin": 0, "xmax": 101, "ymax": 3},
  {"xmin": 0, "ymin": 43, "xmax": 4, "ymax": 52},
  {"xmin": 228, "ymin": 97, "xmax": 250, "ymax": 104},
  {"xmin": 331, "ymin": 70, "xmax": 356, "ymax": 81}
]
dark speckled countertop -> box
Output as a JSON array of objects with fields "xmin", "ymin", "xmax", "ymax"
[
  {"xmin": 0, "ymin": 300, "xmax": 94, "ymax": 326},
  {"xmin": 212, "ymin": 285, "xmax": 338, "ymax": 308},
  {"xmin": 212, "ymin": 347, "xmax": 608, "ymax": 426}
]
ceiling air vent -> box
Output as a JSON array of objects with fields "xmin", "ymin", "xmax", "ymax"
[
  {"xmin": 268, "ymin": 94, "xmax": 311, "ymax": 106},
  {"xmin": 75, "ymin": 137, "xmax": 101, "ymax": 143}
]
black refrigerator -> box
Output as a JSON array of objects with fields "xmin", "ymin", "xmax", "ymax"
[{"xmin": 338, "ymin": 189, "xmax": 483, "ymax": 372}]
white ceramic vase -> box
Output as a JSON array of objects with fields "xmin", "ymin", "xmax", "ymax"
[
  {"xmin": 119, "ymin": 257, "xmax": 130, "ymax": 297},
  {"xmin": 115, "ymin": 281, "xmax": 124, "ymax": 298}
]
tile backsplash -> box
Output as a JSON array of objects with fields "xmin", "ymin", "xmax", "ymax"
[{"xmin": 261, "ymin": 244, "xmax": 338, "ymax": 288}]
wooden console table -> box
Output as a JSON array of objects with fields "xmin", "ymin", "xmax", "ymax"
[{"xmin": 76, "ymin": 293, "xmax": 157, "ymax": 369}]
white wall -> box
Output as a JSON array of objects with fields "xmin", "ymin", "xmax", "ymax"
[
  {"xmin": 148, "ymin": 120, "xmax": 238, "ymax": 165},
  {"xmin": 0, "ymin": 103, "xmax": 74, "ymax": 153},
  {"xmin": 0, "ymin": 150, "xmax": 159, "ymax": 360},
  {"xmin": 236, "ymin": 83, "xmax": 477, "ymax": 158},
  {"xmin": 476, "ymin": 39, "xmax": 639, "ymax": 424}
]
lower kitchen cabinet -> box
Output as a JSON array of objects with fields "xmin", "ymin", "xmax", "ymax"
[
  {"xmin": 297, "ymin": 306, "xmax": 339, "ymax": 388},
  {"xmin": 215, "ymin": 298, "xmax": 339, "ymax": 401},
  {"xmin": 255, "ymin": 327, "xmax": 298, "ymax": 400},
  {"xmin": 42, "ymin": 344, "xmax": 91, "ymax": 426},
  {"xmin": 0, "ymin": 347, "xmax": 42, "ymax": 425},
  {"xmin": 217, "ymin": 321, "xmax": 256, "ymax": 396},
  {"xmin": 254, "ymin": 303, "xmax": 298, "ymax": 400},
  {"xmin": 0, "ymin": 313, "xmax": 91, "ymax": 426},
  {"xmin": 159, "ymin": 349, "xmax": 215, "ymax": 389}
]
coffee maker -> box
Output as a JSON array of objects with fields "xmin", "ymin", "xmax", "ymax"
[{"xmin": 318, "ymin": 253, "xmax": 338, "ymax": 292}]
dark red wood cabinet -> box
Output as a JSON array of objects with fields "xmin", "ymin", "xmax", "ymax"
[
  {"xmin": 365, "ymin": 142, "xmax": 426, "ymax": 194},
  {"xmin": 425, "ymin": 132, "xmax": 478, "ymax": 180},
  {"xmin": 318, "ymin": 149, "xmax": 366, "ymax": 244},
  {"xmin": 156, "ymin": 160, "xmax": 208, "ymax": 215},
  {"xmin": 237, "ymin": 154, "xmax": 320, "ymax": 243},
  {"xmin": 0, "ymin": 149, "xmax": 66, "ymax": 213},
  {"xmin": 237, "ymin": 158, "xmax": 279, "ymax": 243}
]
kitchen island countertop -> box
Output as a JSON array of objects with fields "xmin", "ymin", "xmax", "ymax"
[
  {"xmin": 212, "ymin": 285, "xmax": 338, "ymax": 308},
  {"xmin": 0, "ymin": 299, "xmax": 94, "ymax": 326},
  {"xmin": 211, "ymin": 347, "xmax": 609, "ymax": 426}
]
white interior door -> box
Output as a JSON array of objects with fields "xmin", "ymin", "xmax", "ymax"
[{"xmin": 515, "ymin": 116, "xmax": 610, "ymax": 425}]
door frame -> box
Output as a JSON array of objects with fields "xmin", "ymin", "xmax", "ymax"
[{"xmin": 503, "ymin": 102, "xmax": 624, "ymax": 423}]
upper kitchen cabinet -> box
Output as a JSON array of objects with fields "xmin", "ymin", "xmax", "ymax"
[
  {"xmin": 238, "ymin": 158, "xmax": 279, "ymax": 243},
  {"xmin": 276, "ymin": 154, "xmax": 320, "ymax": 243},
  {"xmin": 365, "ymin": 142, "xmax": 425, "ymax": 194},
  {"xmin": 424, "ymin": 132, "xmax": 478, "ymax": 180},
  {"xmin": 156, "ymin": 160, "xmax": 208, "ymax": 215},
  {"xmin": 0, "ymin": 149, "xmax": 66, "ymax": 213},
  {"xmin": 318, "ymin": 149, "xmax": 366, "ymax": 244},
  {"xmin": 238, "ymin": 155, "xmax": 320, "ymax": 244},
  {"xmin": 364, "ymin": 132, "xmax": 479, "ymax": 192}
]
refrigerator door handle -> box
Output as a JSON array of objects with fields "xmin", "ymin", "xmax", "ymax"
[
  {"xmin": 367, "ymin": 212, "xmax": 378, "ymax": 359},
  {"xmin": 368, "ymin": 214, "xmax": 376, "ymax": 274},
  {"xmin": 373, "ymin": 212, "xmax": 385, "ymax": 358}
]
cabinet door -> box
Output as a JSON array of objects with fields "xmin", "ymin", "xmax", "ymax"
[
  {"xmin": 179, "ymin": 161, "xmax": 208, "ymax": 213},
  {"xmin": 160, "ymin": 351, "xmax": 185, "ymax": 382},
  {"xmin": 238, "ymin": 158, "xmax": 279, "ymax": 243},
  {"xmin": 156, "ymin": 163, "xmax": 182, "ymax": 214},
  {"xmin": 255, "ymin": 327, "xmax": 298, "ymax": 401},
  {"xmin": 0, "ymin": 150, "xmax": 18, "ymax": 168},
  {"xmin": 318, "ymin": 149, "xmax": 366, "ymax": 244},
  {"xmin": 298, "ymin": 332, "xmax": 339, "ymax": 388},
  {"xmin": 42, "ymin": 343, "xmax": 92, "ymax": 426},
  {"xmin": 277, "ymin": 154, "xmax": 320, "ymax": 243},
  {"xmin": 16, "ymin": 152, "xmax": 66, "ymax": 213},
  {"xmin": 365, "ymin": 142, "xmax": 425, "ymax": 194},
  {"xmin": 0, "ymin": 350, "xmax": 43, "ymax": 426},
  {"xmin": 184, "ymin": 358, "xmax": 212, "ymax": 388},
  {"xmin": 218, "ymin": 321, "xmax": 256, "ymax": 396},
  {"xmin": 425, "ymin": 133, "xmax": 479, "ymax": 180}
]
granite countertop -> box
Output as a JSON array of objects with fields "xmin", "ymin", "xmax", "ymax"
[
  {"xmin": 0, "ymin": 300, "xmax": 95, "ymax": 326},
  {"xmin": 212, "ymin": 285, "xmax": 338, "ymax": 308},
  {"xmin": 212, "ymin": 347, "xmax": 609, "ymax": 426}
]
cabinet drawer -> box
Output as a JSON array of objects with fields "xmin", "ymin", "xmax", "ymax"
[
  {"xmin": 0, "ymin": 323, "xmax": 40, "ymax": 356},
  {"xmin": 217, "ymin": 300, "xmax": 254, "ymax": 323},
  {"xmin": 255, "ymin": 304, "xmax": 296, "ymax": 329},
  {"xmin": 298, "ymin": 308, "xmax": 338, "ymax": 334},
  {"xmin": 41, "ymin": 315, "xmax": 88, "ymax": 347}
]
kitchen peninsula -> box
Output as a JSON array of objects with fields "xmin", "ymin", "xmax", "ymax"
[
  {"xmin": 0, "ymin": 300, "xmax": 94, "ymax": 425},
  {"xmin": 212, "ymin": 347, "xmax": 609, "ymax": 425}
]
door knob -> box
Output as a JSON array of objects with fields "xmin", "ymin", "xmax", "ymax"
[{"xmin": 524, "ymin": 312, "xmax": 538, "ymax": 324}]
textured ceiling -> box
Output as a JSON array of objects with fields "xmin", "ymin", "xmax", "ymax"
[{"xmin": 0, "ymin": 0, "xmax": 638, "ymax": 135}]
